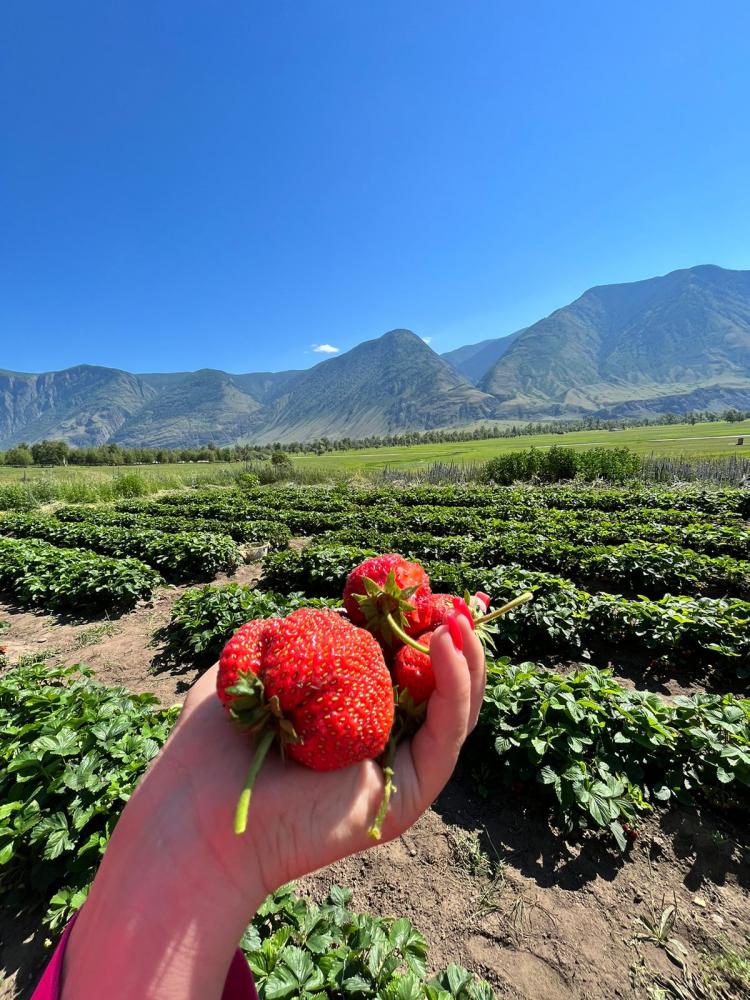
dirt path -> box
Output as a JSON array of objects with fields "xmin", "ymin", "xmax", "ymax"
[{"xmin": 2, "ymin": 566, "xmax": 749, "ymax": 999}]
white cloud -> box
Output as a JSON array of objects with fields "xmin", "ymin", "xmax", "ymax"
[
  {"xmin": 421, "ymin": 336, "xmax": 432, "ymax": 344},
  {"xmin": 312, "ymin": 343, "xmax": 340, "ymax": 354}
]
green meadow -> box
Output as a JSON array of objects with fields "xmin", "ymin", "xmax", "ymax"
[
  {"xmin": 0, "ymin": 420, "xmax": 749, "ymax": 484},
  {"xmin": 293, "ymin": 419, "xmax": 750, "ymax": 473}
]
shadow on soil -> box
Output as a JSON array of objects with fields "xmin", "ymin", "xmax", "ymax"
[
  {"xmin": 433, "ymin": 751, "xmax": 750, "ymax": 895},
  {"xmin": 0, "ymin": 905, "xmax": 49, "ymax": 1000}
]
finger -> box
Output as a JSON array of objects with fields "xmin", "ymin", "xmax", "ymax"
[
  {"xmin": 459, "ymin": 617, "xmax": 486, "ymax": 731},
  {"xmin": 179, "ymin": 663, "xmax": 219, "ymax": 719},
  {"xmin": 407, "ymin": 623, "xmax": 471, "ymax": 806}
]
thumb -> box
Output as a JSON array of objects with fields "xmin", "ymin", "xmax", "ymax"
[{"xmin": 406, "ymin": 621, "xmax": 472, "ymax": 808}]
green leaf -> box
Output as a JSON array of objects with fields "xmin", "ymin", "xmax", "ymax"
[
  {"xmin": 0, "ymin": 801, "xmax": 23, "ymax": 821},
  {"xmin": 342, "ymin": 975, "xmax": 374, "ymax": 994},
  {"xmin": 609, "ymin": 821, "xmax": 627, "ymax": 851}
]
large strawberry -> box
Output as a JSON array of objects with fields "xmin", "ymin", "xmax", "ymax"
[
  {"xmin": 218, "ymin": 608, "xmax": 394, "ymax": 834},
  {"xmin": 343, "ymin": 553, "xmax": 432, "ymax": 648}
]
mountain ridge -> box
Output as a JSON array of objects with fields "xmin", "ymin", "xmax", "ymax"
[
  {"xmin": 2, "ymin": 265, "xmax": 749, "ymax": 447},
  {"xmin": 479, "ymin": 264, "xmax": 750, "ymax": 418}
]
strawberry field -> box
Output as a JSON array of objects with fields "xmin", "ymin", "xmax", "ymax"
[{"xmin": 1, "ymin": 480, "xmax": 749, "ymax": 999}]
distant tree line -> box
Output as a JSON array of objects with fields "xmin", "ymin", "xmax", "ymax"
[{"xmin": 1, "ymin": 408, "xmax": 748, "ymax": 466}]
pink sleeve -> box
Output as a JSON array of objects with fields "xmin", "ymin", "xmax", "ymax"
[{"xmin": 30, "ymin": 911, "xmax": 257, "ymax": 1000}]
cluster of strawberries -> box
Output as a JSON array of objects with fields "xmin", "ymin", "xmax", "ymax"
[
  {"xmin": 216, "ymin": 553, "xmax": 499, "ymax": 837},
  {"xmin": 343, "ymin": 553, "xmax": 490, "ymax": 706}
]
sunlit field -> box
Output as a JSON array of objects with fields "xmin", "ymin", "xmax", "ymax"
[{"xmin": 1, "ymin": 420, "xmax": 749, "ymax": 483}]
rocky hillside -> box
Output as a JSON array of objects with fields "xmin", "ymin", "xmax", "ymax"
[{"xmin": 3, "ymin": 266, "xmax": 749, "ymax": 446}]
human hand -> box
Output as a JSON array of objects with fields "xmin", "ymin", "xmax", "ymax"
[
  {"xmin": 175, "ymin": 612, "xmax": 485, "ymax": 897},
  {"xmin": 63, "ymin": 614, "xmax": 484, "ymax": 999}
]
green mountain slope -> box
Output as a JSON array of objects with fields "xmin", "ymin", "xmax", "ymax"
[
  {"xmin": 252, "ymin": 329, "xmax": 498, "ymax": 442},
  {"xmin": 0, "ymin": 366, "xmax": 157, "ymax": 449},
  {"xmin": 112, "ymin": 370, "xmax": 267, "ymax": 448},
  {"xmin": 4, "ymin": 266, "xmax": 750, "ymax": 447},
  {"xmin": 441, "ymin": 329, "xmax": 525, "ymax": 383},
  {"xmin": 479, "ymin": 265, "xmax": 750, "ymax": 418}
]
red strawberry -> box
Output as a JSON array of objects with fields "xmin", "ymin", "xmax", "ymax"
[
  {"xmin": 421, "ymin": 592, "xmax": 456, "ymax": 629},
  {"xmin": 393, "ymin": 630, "xmax": 435, "ymax": 706},
  {"xmin": 218, "ymin": 619, "xmax": 281, "ymax": 704},
  {"xmin": 343, "ymin": 553, "xmax": 432, "ymax": 646},
  {"xmin": 218, "ymin": 608, "xmax": 395, "ymax": 833}
]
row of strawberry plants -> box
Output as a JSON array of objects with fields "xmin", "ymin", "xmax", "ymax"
[
  {"xmin": 325, "ymin": 528, "xmax": 750, "ymax": 598},
  {"xmin": 479, "ymin": 659, "xmax": 750, "ymax": 848},
  {"xmin": 114, "ymin": 493, "xmax": 744, "ymax": 547},
  {"xmin": 0, "ymin": 659, "xmax": 497, "ymax": 999},
  {"xmin": 231, "ymin": 482, "xmax": 750, "ymax": 517},
  {"xmin": 430, "ymin": 559, "xmax": 750, "ymax": 674},
  {"xmin": 54, "ymin": 505, "xmax": 291, "ymax": 548},
  {"xmin": 0, "ymin": 513, "xmax": 241, "ymax": 582},
  {"xmin": 113, "ymin": 484, "xmax": 747, "ymax": 526},
  {"xmin": 0, "ymin": 537, "xmax": 162, "ymax": 614},
  {"xmin": 335, "ymin": 512, "xmax": 749, "ymax": 560},
  {"xmin": 245, "ymin": 885, "xmax": 494, "ymax": 1000},
  {"xmin": 262, "ymin": 545, "xmax": 750, "ymax": 677},
  {"xmin": 0, "ymin": 661, "xmax": 179, "ymax": 927},
  {"xmin": 500, "ymin": 510, "xmax": 749, "ymax": 559}
]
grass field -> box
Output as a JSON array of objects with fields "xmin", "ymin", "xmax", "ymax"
[
  {"xmin": 1, "ymin": 419, "xmax": 749, "ymax": 483},
  {"xmin": 294, "ymin": 419, "xmax": 750, "ymax": 472},
  {"xmin": 0, "ymin": 461, "xmax": 241, "ymax": 485}
]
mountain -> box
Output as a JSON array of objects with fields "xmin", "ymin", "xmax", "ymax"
[
  {"xmin": 441, "ymin": 329, "xmax": 525, "ymax": 383},
  {"xmin": 113, "ymin": 370, "xmax": 304, "ymax": 447},
  {"xmin": 480, "ymin": 265, "xmax": 750, "ymax": 418},
  {"xmin": 0, "ymin": 330, "xmax": 497, "ymax": 448},
  {"xmin": 3, "ymin": 266, "xmax": 750, "ymax": 448},
  {"xmin": 112, "ymin": 370, "xmax": 267, "ymax": 448},
  {"xmin": 0, "ymin": 365, "xmax": 157, "ymax": 448},
  {"xmin": 249, "ymin": 329, "xmax": 498, "ymax": 442}
]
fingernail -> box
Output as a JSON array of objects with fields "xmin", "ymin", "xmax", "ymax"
[
  {"xmin": 475, "ymin": 592, "xmax": 491, "ymax": 608},
  {"xmin": 446, "ymin": 613, "xmax": 464, "ymax": 651},
  {"xmin": 452, "ymin": 596, "xmax": 475, "ymax": 630}
]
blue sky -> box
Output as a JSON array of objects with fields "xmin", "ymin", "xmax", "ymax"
[{"xmin": 2, "ymin": 1, "xmax": 749, "ymax": 374}]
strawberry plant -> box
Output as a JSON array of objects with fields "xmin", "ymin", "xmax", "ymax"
[
  {"xmin": 325, "ymin": 527, "xmax": 750, "ymax": 598},
  {"xmin": 54, "ymin": 505, "xmax": 291, "ymax": 548},
  {"xmin": 0, "ymin": 660, "xmax": 179, "ymax": 928},
  {"xmin": 588, "ymin": 592, "xmax": 750, "ymax": 673},
  {"xmin": 479, "ymin": 659, "xmax": 750, "ymax": 848},
  {"xmin": 259, "ymin": 542, "xmax": 750, "ymax": 675},
  {"xmin": 263, "ymin": 546, "xmax": 377, "ymax": 596},
  {"xmin": 0, "ymin": 536, "xmax": 162, "ymax": 614},
  {"xmin": 243, "ymin": 884, "xmax": 495, "ymax": 1000},
  {"xmin": 0, "ymin": 513, "xmax": 241, "ymax": 582}
]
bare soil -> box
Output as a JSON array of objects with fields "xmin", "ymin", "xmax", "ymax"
[{"xmin": 1, "ymin": 563, "xmax": 749, "ymax": 1000}]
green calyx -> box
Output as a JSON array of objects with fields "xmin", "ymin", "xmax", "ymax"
[
  {"xmin": 354, "ymin": 570, "xmax": 420, "ymax": 646},
  {"xmin": 226, "ymin": 672, "xmax": 299, "ymax": 834}
]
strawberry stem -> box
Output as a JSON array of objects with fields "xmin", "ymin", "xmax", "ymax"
[
  {"xmin": 368, "ymin": 734, "xmax": 398, "ymax": 840},
  {"xmin": 384, "ymin": 612, "xmax": 429, "ymax": 654},
  {"xmin": 475, "ymin": 591, "xmax": 534, "ymax": 625},
  {"xmin": 234, "ymin": 729, "xmax": 276, "ymax": 835}
]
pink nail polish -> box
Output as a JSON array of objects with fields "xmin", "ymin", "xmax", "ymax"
[
  {"xmin": 452, "ymin": 596, "xmax": 475, "ymax": 630},
  {"xmin": 446, "ymin": 613, "xmax": 464, "ymax": 651}
]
